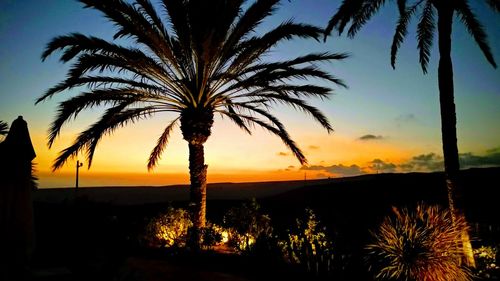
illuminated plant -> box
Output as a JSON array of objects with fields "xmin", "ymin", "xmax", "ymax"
[
  {"xmin": 280, "ymin": 208, "xmax": 334, "ymax": 275},
  {"xmin": 200, "ymin": 223, "xmax": 224, "ymax": 250},
  {"xmin": 144, "ymin": 207, "xmax": 192, "ymax": 248},
  {"xmin": 366, "ymin": 204, "xmax": 472, "ymax": 281},
  {"xmin": 474, "ymin": 245, "xmax": 499, "ymax": 279},
  {"xmin": 223, "ymin": 199, "xmax": 272, "ymax": 252}
]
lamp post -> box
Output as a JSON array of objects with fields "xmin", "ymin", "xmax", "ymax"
[{"xmin": 76, "ymin": 160, "xmax": 83, "ymax": 192}]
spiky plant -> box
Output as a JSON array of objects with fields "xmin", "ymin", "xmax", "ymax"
[
  {"xmin": 37, "ymin": 0, "xmax": 347, "ymax": 245},
  {"xmin": 366, "ymin": 204, "xmax": 472, "ymax": 281}
]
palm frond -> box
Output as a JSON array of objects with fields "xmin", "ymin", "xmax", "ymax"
[
  {"xmin": 391, "ymin": 1, "xmax": 423, "ymax": 69},
  {"xmin": 397, "ymin": 0, "xmax": 407, "ymax": 14},
  {"xmin": 325, "ymin": 0, "xmax": 365, "ymax": 38},
  {"xmin": 416, "ymin": 1, "xmax": 435, "ymax": 73},
  {"xmin": 47, "ymin": 88, "xmax": 178, "ymax": 148},
  {"xmin": 37, "ymin": 75, "xmax": 164, "ymax": 104},
  {"xmin": 456, "ymin": 1, "xmax": 497, "ymax": 68},
  {"xmin": 225, "ymin": 0, "xmax": 278, "ymax": 49},
  {"xmin": 53, "ymin": 104, "xmax": 160, "ymax": 170},
  {"xmin": 485, "ymin": 0, "xmax": 500, "ymax": 12},
  {"xmin": 223, "ymin": 103, "xmax": 253, "ymax": 135},
  {"xmin": 162, "ymin": 0, "xmax": 191, "ymax": 53},
  {"xmin": 219, "ymin": 110, "xmax": 307, "ymax": 164},
  {"xmin": 232, "ymin": 93, "xmax": 333, "ymax": 133},
  {"xmin": 347, "ymin": 0, "xmax": 387, "ymax": 38},
  {"xmin": 147, "ymin": 117, "xmax": 179, "ymax": 170},
  {"xmin": 0, "ymin": 121, "xmax": 8, "ymax": 136},
  {"xmin": 228, "ymin": 21, "xmax": 324, "ymax": 75}
]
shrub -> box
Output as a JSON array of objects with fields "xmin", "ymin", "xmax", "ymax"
[
  {"xmin": 223, "ymin": 198, "xmax": 273, "ymax": 252},
  {"xmin": 280, "ymin": 208, "xmax": 334, "ymax": 275},
  {"xmin": 474, "ymin": 245, "xmax": 499, "ymax": 279},
  {"xmin": 366, "ymin": 204, "xmax": 472, "ymax": 281},
  {"xmin": 144, "ymin": 207, "xmax": 192, "ymax": 248},
  {"xmin": 200, "ymin": 223, "xmax": 224, "ymax": 250}
]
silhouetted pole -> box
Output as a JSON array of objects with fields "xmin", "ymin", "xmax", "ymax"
[{"xmin": 76, "ymin": 160, "xmax": 83, "ymax": 192}]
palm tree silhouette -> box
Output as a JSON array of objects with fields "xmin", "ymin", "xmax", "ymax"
[
  {"xmin": 38, "ymin": 0, "xmax": 347, "ymax": 244},
  {"xmin": 0, "ymin": 121, "xmax": 8, "ymax": 137},
  {"xmin": 325, "ymin": 0, "xmax": 497, "ymax": 266}
]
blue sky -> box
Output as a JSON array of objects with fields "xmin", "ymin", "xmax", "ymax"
[{"xmin": 0, "ymin": 0, "xmax": 498, "ymax": 187}]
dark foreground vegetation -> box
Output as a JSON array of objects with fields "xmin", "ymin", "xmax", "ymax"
[{"xmin": 30, "ymin": 168, "xmax": 500, "ymax": 281}]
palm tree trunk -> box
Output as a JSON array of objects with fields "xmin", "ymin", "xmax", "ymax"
[
  {"xmin": 437, "ymin": 7, "xmax": 475, "ymax": 268},
  {"xmin": 188, "ymin": 142, "xmax": 207, "ymax": 246}
]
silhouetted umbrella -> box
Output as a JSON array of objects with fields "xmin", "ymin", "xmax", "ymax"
[{"xmin": 0, "ymin": 116, "xmax": 36, "ymax": 279}]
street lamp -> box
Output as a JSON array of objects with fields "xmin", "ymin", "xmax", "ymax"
[{"xmin": 76, "ymin": 160, "xmax": 83, "ymax": 192}]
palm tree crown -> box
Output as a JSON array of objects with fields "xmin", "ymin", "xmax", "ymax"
[
  {"xmin": 325, "ymin": 0, "xmax": 497, "ymax": 73},
  {"xmin": 38, "ymin": 0, "xmax": 346, "ymax": 171}
]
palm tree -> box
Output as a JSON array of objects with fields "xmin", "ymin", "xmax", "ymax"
[
  {"xmin": 325, "ymin": 0, "xmax": 497, "ymax": 266},
  {"xmin": 0, "ymin": 121, "xmax": 8, "ymax": 137},
  {"xmin": 37, "ymin": 0, "xmax": 347, "ymax": 245}
]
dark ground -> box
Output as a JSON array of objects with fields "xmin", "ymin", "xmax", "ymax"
[{"xmin": 29, "ymin": 167, "xmax": 500, "ymax": 280}]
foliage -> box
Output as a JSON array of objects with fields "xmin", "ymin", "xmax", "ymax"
[
  {"xmin": 366, "ymin": 204, "xmax": 472, "ymax": 281},
  {"xmin": 200, "ymin": 223, "xmax": 224, "ymax": 250},
  {"xmin": 223, "ymin": 199, "xmax": 273, "ymax": 252},
  {"xmin": 144, "ymin": 207, "xmax": 192, "ymax": 248},
  {"xmin": 280, "ymin": 208, "xmax": 334, "ymax": 275},
  {"xmin": 325, "ymin": 0, "xmax": 497, "ymax": 73},
  {"xmin": 0, "ymin": 120, "xmax": 8, "ymax": 137},
  {"xmin": 474, "ymin": 245, "xmax": 499, "ymax": 279},
  {"xmin": 37, "ymin": 0, "xmax": 347, "ymax": 171}
]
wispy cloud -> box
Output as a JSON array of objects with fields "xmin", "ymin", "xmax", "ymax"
[
  {"xmin": 301, "ymin": 164, "xmax": 365, "ymax": 177},
  {"xmin": 395, "ymin": 113, "xmax": 417, "ymax": 123},
  {"xmin": 358, "ymin": 134, "xmax": 384, "ymax": 141},
  {"xmin": 277, "ymin": 152, "xmax": 289, "ymax": 156},
  {"xmin": 308, "ymin": 145, "xmax": 320, "ymax": 150},
  {"xmin": 460, "ymin": 148, "xmax": 500, "ymax": 168}
]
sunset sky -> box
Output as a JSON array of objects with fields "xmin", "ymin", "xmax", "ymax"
[{"xmin": 1, "ymin": 0, "xmax": 499, "ymax": 188}]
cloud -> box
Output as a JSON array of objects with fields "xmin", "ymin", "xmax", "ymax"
[
  {"xmin": 301, "ymin": 164, "xmax": 365, "ymax": 177},
  {"xmin": 399, "ymin": 153, "xmax": 444, "ymax": 172},
  {"xmin": 359, "ymin": 134, "xmax": 384, "ymax": 141},
  {"xmin": 308, "ymin": 145, "xmax": 320, "ymax": 150},
  {"xmin": 486, "ymin": 147, "xmax": 500, "ymax": 154},
  {"xmin": 460, "ymin": 148, "xmax": 500, "ymax": 168},
  {"xmin": 277, "ymin": 152, "xmax": 289, "ymax": 156},
  {"xmin": 369, "ymin": 159, "xmax": 397, "ymax": 173},
  {"xmin": 296, "ymin": 147, "xmax": 500, "ymax": 179},
  {"xmin": 395, "ymin": 114, "xmax": 417, "ymax": 128},
  {"xmin": 396, "ymin": 113, "xmax": 417, "ymax": 122},
  {"xmin": 315, "ymin": 173, "xmax": 329, "ymax": 179}
]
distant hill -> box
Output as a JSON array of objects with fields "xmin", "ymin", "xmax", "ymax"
[
  {"xmin": 33, "ymin": 179, "xmax": 328, "ymax": 205},
  {"xmin": 34, "ymin": 168, "xmax": 499, "ymax": 222},
  {"xmin": 264, "ymin": 167, "xmax": 499, "ymax": 223}
]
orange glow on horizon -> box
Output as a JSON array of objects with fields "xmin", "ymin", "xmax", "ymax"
[{"xmin": 29, "ymin": 114, "xmax": 441, "ymax": 188}]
